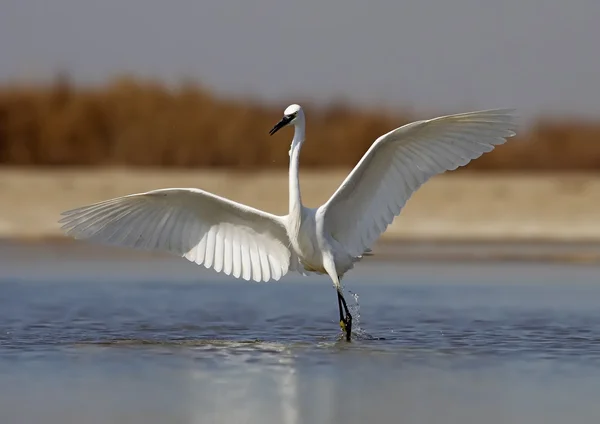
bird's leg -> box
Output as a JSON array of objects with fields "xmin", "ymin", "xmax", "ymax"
[
  {"xmin": 337, "ymin": 291, "xmax": 345, "ymax": 331},
  {"xmin": 337, "ymin": 289, "xmax": 352, "ymax": 342}
]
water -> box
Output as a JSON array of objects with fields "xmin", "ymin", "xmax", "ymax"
[{"xmin": 1, "ymin": 242, "xmax": 600, "ymax": 424}]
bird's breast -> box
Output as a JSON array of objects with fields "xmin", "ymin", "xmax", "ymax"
[{"xmin": 288, "ymin": 220, "xmax": 324, "ymax": 274}]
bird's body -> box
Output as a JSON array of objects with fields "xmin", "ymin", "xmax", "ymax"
[
  {"xmin": 285, "ymin": 205, "xmax": 365, "ymax": 277},
  {"xmin": 59, "ymin": 104, "xmax": 518, "ymax": 341},
  {"xmin": 287, "ymin": 207, "xmax": 326, "ymax": 274}
]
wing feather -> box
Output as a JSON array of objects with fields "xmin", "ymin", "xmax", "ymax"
[
  {"xmin": 320, "ymin": 109, "xmax": 518, "ymax": 257},
  {"xmin": 59, "ymin": 188, "xmax": 297, "ymax": 282}
]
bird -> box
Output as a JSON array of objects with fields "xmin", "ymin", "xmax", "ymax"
[{"xmin": 58, "ymin": 104, "xmax": 517, "ymax": 342}]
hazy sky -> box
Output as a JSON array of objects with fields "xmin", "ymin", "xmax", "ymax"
[{"xmin": 2, "ymin": 0, "xmax": 600, "ymax": 122}]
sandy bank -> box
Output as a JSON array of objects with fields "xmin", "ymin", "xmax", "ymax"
[{"xmin": 3, "ymin": 168, "xmax": 600, "ymax": 242}]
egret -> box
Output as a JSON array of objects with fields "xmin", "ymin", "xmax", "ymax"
[{"xmin": 59, "ymin": 104, "xmax": 517, "ymax": 341}]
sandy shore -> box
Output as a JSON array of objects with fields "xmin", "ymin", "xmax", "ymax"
[{"xmin": 3, "ymin": 167, "xmax": 600, "ymax": 242}]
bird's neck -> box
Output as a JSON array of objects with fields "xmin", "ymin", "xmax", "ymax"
[{"xmin": 288, "ymin": 123, "xmax": 305, "ymax": 224}]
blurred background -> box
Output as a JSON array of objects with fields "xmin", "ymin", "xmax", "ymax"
[{"xmin": 2, "ymin": 0, "xmax": 600, "ymax": 245}]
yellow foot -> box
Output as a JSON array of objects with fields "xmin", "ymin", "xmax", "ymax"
[{"xmin": 339, "ymin": 319, "xmax": 352, "ymax": 342}]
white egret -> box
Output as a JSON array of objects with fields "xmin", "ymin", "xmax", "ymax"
[{"xmin": 59, "ymin": 104, "xmax": 517, "ymax": 341}]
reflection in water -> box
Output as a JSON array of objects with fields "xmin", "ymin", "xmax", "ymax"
[
  {"xmin": 3, "ymin": 341, "xmax": 600, "ymax": 424},
  {"xmin": 1, "ymin": 338, "xmax": 600, "ymax": 424},
  {"xmin": 185, "ymin": 343, "xmax": 300, "ymax": 424},
  {"xmin": 180, "ymin": 345, "xmax": 600, "ymax": 424}
]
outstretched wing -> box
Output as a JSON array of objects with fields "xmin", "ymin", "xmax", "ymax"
[
  {"xmin": 319, "ymin": 109, "xmax": 518, "ymax": 257},
  {"xmin": 59, "ymin": 188, "xmax": 297, "ymax": 282}
]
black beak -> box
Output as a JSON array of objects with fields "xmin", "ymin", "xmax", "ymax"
[{"xmin": 269, "ymin": 115, "xmax": 292, "ymax": 136}]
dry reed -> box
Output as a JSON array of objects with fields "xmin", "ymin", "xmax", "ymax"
[{"xmin": 1, "ymin": 74, "xmax": 599, "ymax": 171}]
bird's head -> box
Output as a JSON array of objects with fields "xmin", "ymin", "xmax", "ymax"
[{"xmin": 269, "ymin": 104, "xmax": 303, "ymax": 136}]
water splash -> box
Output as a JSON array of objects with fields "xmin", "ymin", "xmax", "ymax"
[
  {"xmin": 340, "ymin": 288, "xmax": 385, "ymax": 341},
  {"xmin": 348, "ymin": 290, "xmax": 361, "ymax": 326}
]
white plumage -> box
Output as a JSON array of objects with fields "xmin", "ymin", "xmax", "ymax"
[
  {"xmin": 320, "ymin": 108, "xmax": 517, "ymax": 258},
  {"xmin": 60, "ymin": 188, "xmax": 301, "ymax": 283},
  {"xmin": 59, "ymin": 104, "xmax": 517, "ymax": 340}
]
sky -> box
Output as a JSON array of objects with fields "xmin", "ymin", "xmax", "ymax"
[{"xmin": 2, "ymin": 0, "xmax": 600, "ymax": 123}]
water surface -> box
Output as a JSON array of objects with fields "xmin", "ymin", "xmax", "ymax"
[{"xmin": 1, "ymin": 243, "xmax": 600, "ymax": 424}]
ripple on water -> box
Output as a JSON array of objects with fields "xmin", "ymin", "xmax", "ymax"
[{"xmin": 2, "ymin": 276, "xmax": 600, "ymax": 368}]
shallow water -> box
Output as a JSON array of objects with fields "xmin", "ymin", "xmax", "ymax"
[{"xmin": 1, "ymin": 243, "xmax": 600, "ymax": 424}]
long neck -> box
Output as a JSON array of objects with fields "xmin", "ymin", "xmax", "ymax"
[{"xmin": 288, "ymin": 120, "xmax": 305, "ymax": 222}]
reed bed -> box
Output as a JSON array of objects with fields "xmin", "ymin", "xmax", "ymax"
[{"xmin": 1, "ymin": 75, "xmax": 599, "ymax": 170}]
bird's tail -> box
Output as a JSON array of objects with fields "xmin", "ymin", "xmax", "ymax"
[{"xmin": 353, "ymin": 248, "xmax": 374, "ymax": 262}]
